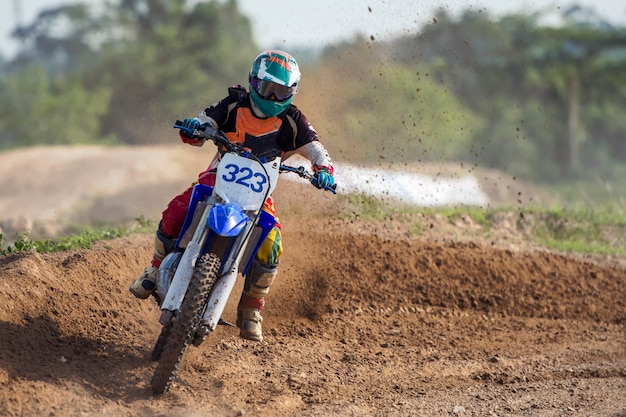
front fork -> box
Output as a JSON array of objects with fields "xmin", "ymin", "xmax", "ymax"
[
  {"xmin": 158, "ymin": 204, "xmax": 257, "ymax": 328},
  {"xmin": 158, "ymin": 240, "xmax": 204, "ymax": 325},
  {"xmin": 158, "ymin": 198, "xmax": 213, "ymax": 325}
]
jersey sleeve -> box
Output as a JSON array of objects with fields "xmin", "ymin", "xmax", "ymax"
[{"xmin": 199, "ymin": 98, "xmax": 230, "ymax": 127}]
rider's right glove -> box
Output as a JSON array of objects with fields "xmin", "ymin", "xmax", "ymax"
[
  {"xmin": 312, "ymin": 166, "xmax": 335, "ymax": 190},
  {"xmin": 179, "ymin": 118, "xmax": 203, "ymax": 146}
]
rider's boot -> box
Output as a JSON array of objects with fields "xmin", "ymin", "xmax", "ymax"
[
  {"xmin": 129, "ymin": 224, "xmax": 175, "ymax": 299},
  {"xmin": 129, "ymin": 265, "xmax": 158, "ymax": 299},
  {"xmin": 236, "ymin": 260, "xmax": 277, "ymax": 341}
]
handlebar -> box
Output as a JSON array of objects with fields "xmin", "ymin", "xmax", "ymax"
[
  {"xmin": 279, "ymin": 165, "xmax": 337, "ymax": 194},
  {"xmin": 174, "ymin": 120, "xmax": 337, "ymax": 194}
]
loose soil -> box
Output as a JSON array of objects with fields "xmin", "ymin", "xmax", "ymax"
[{"xmin": 0, "ymin": 146, "xmax": 624, "ymax": 416}]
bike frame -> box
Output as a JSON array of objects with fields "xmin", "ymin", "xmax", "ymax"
[{"xmin": 157, "ymin": 152, "xmax": 280, "ymax": 333}]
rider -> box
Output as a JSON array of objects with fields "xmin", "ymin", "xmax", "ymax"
[{"xmin": 129, "ymin": 50, "xmax": 335, "ymax": 342}]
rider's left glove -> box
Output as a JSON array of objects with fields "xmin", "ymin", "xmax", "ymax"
[
  {"xmin": 312, "ymin": 166, "xmax": 335, "ymax": 190},
  {"xmin": 179, "ymin": 118, "xmax": 204, "ymax": 146}
]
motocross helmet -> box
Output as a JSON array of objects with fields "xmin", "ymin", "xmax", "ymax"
[{"xmin": 249, "ymin": 50, "xmax": 301, "ymax": 117}]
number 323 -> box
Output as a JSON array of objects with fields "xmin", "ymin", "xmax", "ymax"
[{"xmin": 221, "ymin": 163, "xmax": 267, "ymax": 193}]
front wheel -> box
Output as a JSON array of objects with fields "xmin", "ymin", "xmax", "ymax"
[
  {"xmin": 150, "ymin": 252, "xmax": 220, "ymax": 394},
  {"xmin": 151, "ymin": 324, "xmax": 171, "ymax": 362}
]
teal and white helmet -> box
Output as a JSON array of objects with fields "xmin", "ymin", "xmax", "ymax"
[{"xmin": 249, "ymin": 50, "xmax": 301, "ymax": 117}]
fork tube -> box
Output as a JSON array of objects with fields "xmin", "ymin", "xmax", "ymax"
[
  {"xmin": 160, "ymin": 205, "xmax": 210, "ymax": 313},
  {"xmin": 201, "ymin": 265, "xmax": 239, "ymax": 330}
]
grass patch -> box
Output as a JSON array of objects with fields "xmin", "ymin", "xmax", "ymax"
[
  {"xmin": 0, "ymin": 216, "xmax": 156, "ymax": 255},
  {"xmin": 339, "ymin": 193, "xmax": 498, "ymax": 228},
  {"xmin": 341, "ymin": 193, "xmax": 392, "ymax": 219},
  {"xmin": 337, "ymin": 193, "xmax": 626, "ymax": 256},
  {"xmin": 523, "ymin": 204, "xmax": 626, "ymax": 255}
]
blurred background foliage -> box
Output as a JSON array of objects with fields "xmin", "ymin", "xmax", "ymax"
[{"xmin": 0, "ymin": 0, "xmax": 625, "ymax": 201}]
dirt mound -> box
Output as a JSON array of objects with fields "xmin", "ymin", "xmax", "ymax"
[{"xmin": 1, "ymin": 219, "xmax": 625, "ymax": 416}]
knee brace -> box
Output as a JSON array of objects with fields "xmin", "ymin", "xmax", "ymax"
[
  {"xmin": 256, "ymin": 226, "xmax": 283, "ymax": 266},
  {"xmin": 244, "ymin": 260, "xmax": 278, "ymax": 299},
  {"xmin": 153, "ymin": 222, "xmax": 177, "ymax": 264}
]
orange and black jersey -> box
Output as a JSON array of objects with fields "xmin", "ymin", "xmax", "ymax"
[{"xmin": 202, "ymin": 85, "xmax": 319, "ymax": 161}]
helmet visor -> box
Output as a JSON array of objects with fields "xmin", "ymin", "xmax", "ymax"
[{"xmin": 250, "ymin": 77, "xmax": 296, "ymax": 102}]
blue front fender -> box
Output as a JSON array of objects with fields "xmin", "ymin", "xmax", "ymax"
[{"xmin": 208, "ymin": 202, "xmax": 248, "ymax": 236}]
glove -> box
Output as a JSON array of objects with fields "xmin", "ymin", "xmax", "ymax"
[
  {"xmin": 180, "ymin": 118, "xmax": 201, "ymax": 136},
  {"xmin": 179, "ymin": 118, "xmax": 203, "ymax": 146},
  {"xmin": 312, "ymin": 167, "xmax": 335, "ymax": 190}
]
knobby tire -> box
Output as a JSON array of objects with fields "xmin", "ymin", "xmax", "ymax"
[
  {"xmin": 150, "ymin": 253, "xmax": 220, "ymax": 395},
  {"xmin": 151, "ymin": 325, "xmax": 171, "ymax": 362}
]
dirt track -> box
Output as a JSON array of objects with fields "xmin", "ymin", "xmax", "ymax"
[{"xmin": 0, "ymin": 146, "xmax": 625, "ymax": 416}]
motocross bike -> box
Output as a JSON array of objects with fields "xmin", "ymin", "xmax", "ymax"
[{"xmin": 149, "ymin": 121, "xmax": 337, "ymax": 394}]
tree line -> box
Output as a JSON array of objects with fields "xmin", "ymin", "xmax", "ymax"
[{"xmin": 1, "ymin": 0, "xmax": 624, "ymax": 185}]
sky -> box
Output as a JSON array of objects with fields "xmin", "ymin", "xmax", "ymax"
[{"xmin": 0, "ymin": 0, "xmax": 625, "ymax": 57}]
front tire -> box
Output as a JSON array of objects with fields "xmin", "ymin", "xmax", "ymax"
[
  {"xmin": 151, "ymin": 324, "xmax": 171, "ymax": 361},
  {"xmin": 150, "ymin": 253, "xmax": 220, "ymax": 394}
]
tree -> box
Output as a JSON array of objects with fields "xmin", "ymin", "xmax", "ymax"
[
  {"xmin": 389, "ymin": 11, "xmax": 547, "ymax": 177},
  {"xmin": 0, "ymin": 67, "xmax": 111, "ymax": 148},
  {"xmin": 9, "ymin": 4, "xmax": 98, "ymax": 75},
  {"xmin": 91, "ymin": 0, "xmax": 259, "ymax": 144},
  {"xmin": 0, "ymin": 0, "xmax": 259, "ymax": 147},
  {"xmin": 387, "ymin": 7, "xmax": 626, "ymax": 181},
  {"xmin": 299, "ymin": 39, "xmax": 483, "ymax": 164},
  {"xmin": 527, "ymin": 12, "xmax": 626, "ymax": 174}
]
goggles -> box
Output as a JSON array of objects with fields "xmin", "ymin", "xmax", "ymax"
[{"xmin": 250, "ymin": 77, "xmax": 297, "ymax": 102}]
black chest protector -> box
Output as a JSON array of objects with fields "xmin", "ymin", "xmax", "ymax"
[{"xmin": 221, "ymin": 86, "xmax": 284, "ymax": 161}]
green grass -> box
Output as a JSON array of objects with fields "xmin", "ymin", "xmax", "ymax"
[
  {"xmin": 523, "ymin": 204, "xmax": 626, "ymax": 255},
  {"xmin": 0, "ymin": 216, "xmax": 156, "ymax": 255},
  {"xmin": 337, "ymin": 193, "xmax": 626, "ymax": 256},
  {"xmin": 339, "ymin": 193, "xmax": 496, "ymax": 227}
]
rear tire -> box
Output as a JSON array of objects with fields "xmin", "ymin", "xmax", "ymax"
[{"xmin": 150, "ymin": 253, "xmax": 220, "ymax": 394}]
